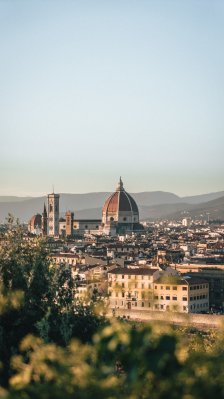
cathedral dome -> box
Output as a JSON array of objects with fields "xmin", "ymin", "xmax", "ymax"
[{"xmin": 102, "ymin": 178, "xmax": 139, "ymax": 226}]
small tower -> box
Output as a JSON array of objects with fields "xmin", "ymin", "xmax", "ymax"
[
  {"xmin": 41, "ymin": 203, "xmax": 48, "ymax": 236},
  {"xmin": 65, "ymin": 211, "xmax": 74, "ymax": 237},
  {"xmin": 47, "ymin": 193, "xmax": 60, "ymax": 237}
]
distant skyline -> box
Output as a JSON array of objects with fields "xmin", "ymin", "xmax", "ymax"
[{"xmin": 1, "ymin": 1, "xmax": 224, "ymax": 197}]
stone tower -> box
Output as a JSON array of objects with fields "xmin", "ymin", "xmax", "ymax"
[
  {"xmin": 65, "ymin": 211, "xmax": 74, "ymax": 237},
  {"xmin": 47, "ymin": 193, "xmax": 60, "ymax": 237},
  {"xmin": 41, "ymin": 203, "xmax": 48, "ymax": 236}
]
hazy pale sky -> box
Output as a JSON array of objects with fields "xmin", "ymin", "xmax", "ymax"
[{"xmin": 0, "ymin": 0, "xmax": 224, "ymax": 197}]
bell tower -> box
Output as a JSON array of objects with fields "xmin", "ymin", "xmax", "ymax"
[
  {"xmin": 41, "ymin": 203, "xmax": 48, "ymax": 236},
  {"xmin": 65, "ymin": 211, "xmax": 74, "ymax": 237},
  {"xmin": 47, "ymin": 192, "xmax": 60, "ymax": 237}
]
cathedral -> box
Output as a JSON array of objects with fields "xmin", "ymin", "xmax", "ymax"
[
  {"xmin": 101, "ymin": 177, "xmax": 142, "ymax": 235},
  {"xmin": 29, "ymin": 178, "xmax": 143, "ymax": 237}
]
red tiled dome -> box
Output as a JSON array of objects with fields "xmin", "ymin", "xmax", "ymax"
[{"xmin": 102, "ymin": 178, "xmax": 139, "ymax": 222}]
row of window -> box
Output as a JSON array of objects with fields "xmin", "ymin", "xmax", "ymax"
[
  {"xmin": 112, "ymin": 292, "xmax": 208, "ymax": 302},
  {"xmin": 120, "ymin": 283, "xmax": 151, "ymax": 289},
  {"xmin": 154, "ymin": 285, "xmax": 187, "ymax": 291},
  {"xmin": 190, "ymin": 285, "xmax": 208, "ymax": 290},
  {"xmin": 190, "ymin": 294, "xmax": 208, "ymax": 300},
  {"xmin": 121, "ymin": 275, "xmax": 151, "ymax": 280},
  {"xmin": 190, "ymin": 303, "xmax": 208, "ymax": 309},
  {"xmin": 154, "ymin": 295, "xmax": 187, "ymax": 301}
]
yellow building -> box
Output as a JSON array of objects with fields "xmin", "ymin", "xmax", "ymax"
[
  {"xmin": 153, "ymin": 276, "xmax": 209, "ymax": 313},
  {"xmin": 108, "ymin": 268, "xmax": 160, "ymax": 310},
  {"xmin": 108, "ymin": 268, "xmax": 209, "ymax": 314}
]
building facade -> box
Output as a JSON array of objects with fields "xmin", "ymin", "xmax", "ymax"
[
  {"xmin": 47, "ymin": 193, "xmax": 60, "ymax": 237},
  {"xmin": 102, "ymin": 178, "xmax": 142, "ymax": 235},
  {"xmin": 108, "ymin": 268, "xmax": 209, "ymax": 313}
]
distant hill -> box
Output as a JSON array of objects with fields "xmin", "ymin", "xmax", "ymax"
[
  {"xmin": 166, "ymin": 196, "xmax": 224, "ymax": 221},
  {"xmin": 0, "ymin": 191, "xmax": 223, "ymax": 223},
  {"xmin": 181, "ymin": 191, "xmax": 224, "ymax": 204},
  {"xmin": 0, "ymin": 196, "xmax": 32, "ymax": 203}
]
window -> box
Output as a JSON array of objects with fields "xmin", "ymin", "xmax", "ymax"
[
  {"xmin": 165, "ymin": 296, "xmax": 170, "ymax": 300},
  {"xmin": 122, "ymin": 292, "xmax": 125, "ymax": 298},
  {"xmin": 172, "ymin": 296, "xmax": 177, "ymax": 301},
  {"xmin": 142, "ymin": 302, "xmax": 144, "ymax": 307},
  {"xmin": 173, "ymin": 286, "xmax": 177, "ymax": 290},
  {"xmin": 182, "ymin": 287, "xmax": 187, "ymax": 291},
  {"xmin": 122, "ymin": 283, "xmax": 124, "ymax": 288},
  {"xmin": 166, "ymin": 286, "xmax": 170, "ymax": 290},
  {"xmin": 182, "ymin": 297, "xmax": 187, "ymax": 301},
  {"xmin": 122, "ymin": 275, "xmax": 124, "ymax": 279},
  {"xmin": 154, "ymin": 285, "xmax": 157, "ymax": 289},
  {"xmin": 155, "ymin": 304, "xmax": 159, "ymax": 309},
  {"xmin": 160, "ymin": 295, "xmax": 164, "ymax": 300},
  {"xmin": 183, "ymin": 306, "xmax": 187, "ymax": 311},
  {"xmin": 161, "ymin": 286, "xmax": 163, "ymax": 289},
  {"xmin": 160, "ymin": 304, "xmax": 164, "ymax": 309},
  {"xmin": 154, "ymin": 295, "xmax": 159, "ymax": 300},
  {"xmin": 142, "ymin": 292, "xmax": 145, "ymax": 299}
]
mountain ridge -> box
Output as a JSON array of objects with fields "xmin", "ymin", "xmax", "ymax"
[{"xmin": 0, "ymin": 191, "xmax": 223, "ymax": 223}]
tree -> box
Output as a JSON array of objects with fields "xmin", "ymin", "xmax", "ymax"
[{"xmin": 0, "ymin": 220, "xmax": 105, "ymax": 387}]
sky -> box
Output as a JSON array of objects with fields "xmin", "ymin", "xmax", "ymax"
[{"xmin": 0, "ymin": 0, "xmax": 224, "ymax": 197}]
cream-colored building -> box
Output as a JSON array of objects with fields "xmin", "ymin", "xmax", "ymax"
[
  {"xmin": 153, "ymin": 276, "xmax": 209, "ymax": 313},
  {"xmin": 75, "ymin": 280, "xmax": 107, "ymax": 303},
  {"xmin": 108, "ymin": 268, "xmax": 160, "ymax": 310},
  {"xmin": 108, "ymin": 268, "xmax": 209, "ymax": 313}
]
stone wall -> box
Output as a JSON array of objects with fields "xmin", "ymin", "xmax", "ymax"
[{"xmin": 108, "ymin": 308, "xmax": 224, "ymax": 328}]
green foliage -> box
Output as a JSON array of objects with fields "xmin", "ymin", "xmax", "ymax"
[
  {"xmin": 1, "ymin": 320, "xmax": 224, "ymax": 399},
  {"xmin": 0, "ymin": 220, "xmax": 105, "ymax": 387},
  {"xmin": 1, "ymin": 220, "xmax": 224, "ymax": 398}
]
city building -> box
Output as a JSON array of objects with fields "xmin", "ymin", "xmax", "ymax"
[
  {"xmin": 108, "ymin": 267, "xmax": 160, "ymax": 310},
  {"xmin": 28, "ymin": 214, "xmax": 41, "ymax": 234},
  {"xmin": 48, "ymin": 192, "xmax": 60, "ymax": 237},
  {"xmin": 41, "ymin": 203, "xmax": 48, "ymax": 236},
  {"xmin": 153, "ymin": 276, "xmax": 209, "ymax": 313},
  {"xmin": 102, "ymin": 177, "xmax": 143, "ymax": 235},
  {"xmin": 108, "ymin": 267, "xmax": 209, "ymax": 313}
]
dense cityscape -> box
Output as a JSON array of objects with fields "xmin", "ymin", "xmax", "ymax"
[
  {"xmin": 1, "ymin": 1, "xmax": 224, "ymax": 397},
  {"xmin": 2, "ymin": 178, "xmax": 224, "ymax": 324}
]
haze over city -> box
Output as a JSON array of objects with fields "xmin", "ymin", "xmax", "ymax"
[{"xmin": 1, "ymin": 1, "xmax": 223, "ymax": 196}]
